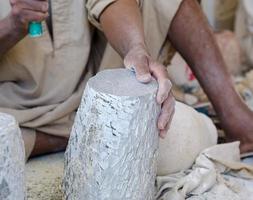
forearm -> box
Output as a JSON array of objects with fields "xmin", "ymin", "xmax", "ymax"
[
  {"xmin": 0, "ymin": 15, "xmax": 26, "ymax": 57},
  {"xmin": 168, "ymin": 0, "xmax": 241, "ymax": 114},
  {"xmin": 100, "ymin": 0, "xmax": 145, "ymax": 57}
]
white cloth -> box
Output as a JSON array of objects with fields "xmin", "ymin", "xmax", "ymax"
[{"xmin": 156, "ymin": 142, "xmax": 253, "ymax": 200}]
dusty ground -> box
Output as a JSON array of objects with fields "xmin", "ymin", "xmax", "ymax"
[
  {"xmin": 26, "ymin": 153, "xmax": 64, "ymax": 200},
  {"xmin": 25, "ymin": 152, "xmax": 253, "ymax": 200}
]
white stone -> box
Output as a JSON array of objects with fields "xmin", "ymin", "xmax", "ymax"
[
  {"xmin": 157, "ymin": 102, "xmax": 218, "ymax": 175},
  {"xmin": 63, "ymin": 69, "xmax": 161, "ymax": 200},
  {"xmin": 0, "ymin": 113, "xmax": 26, "ymax": 200}
]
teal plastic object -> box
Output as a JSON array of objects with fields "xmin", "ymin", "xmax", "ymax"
[{"xmin": 28, "ymin": 22, "xmax": 43, "ymax": 37}]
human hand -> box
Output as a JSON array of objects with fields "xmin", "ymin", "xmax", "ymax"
[
  {"xmin": 8, "ymin": 0, "xmax": 48, "ymax": 33},
  {"xmin": 124, "ymin": 44, "xmax": 175, "ymax": 138}
]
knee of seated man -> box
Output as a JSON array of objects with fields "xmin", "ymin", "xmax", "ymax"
[{"xmin": 157, "ymin": 102, "xmax": 218, "ymax": 175}]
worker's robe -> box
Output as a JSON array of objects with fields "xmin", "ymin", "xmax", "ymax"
[{"xmin": 0, "ymin": 0, "xmax": 183, "ymax": 156}]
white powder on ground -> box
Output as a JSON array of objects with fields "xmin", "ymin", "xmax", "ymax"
[
  {"xmin": 25, "ymin": 153, "xmax": 64, "ymax": 200},
  {"xmin": 25, "ymin": 148, "xmax": 253, "ymax": 200}
]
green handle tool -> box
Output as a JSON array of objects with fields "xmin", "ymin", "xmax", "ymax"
[{"xmin": 28, "ymin": 22, "xmax": 43, "ymax": 38}]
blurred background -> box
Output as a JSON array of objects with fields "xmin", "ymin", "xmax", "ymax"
[{"xmin": 168, "ymin": 0, "xmax": 253, "ymax": 142}]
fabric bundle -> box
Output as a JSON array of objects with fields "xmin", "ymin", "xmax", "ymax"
[{"xmin": 156, "ymin": 142, "xmax": 253, "ymax": 200}]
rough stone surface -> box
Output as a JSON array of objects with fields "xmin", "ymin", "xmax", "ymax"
[
  {"xmin": 63, "ymin": 69, "xmax": 161, "ymax": 200},
  {"xmin": 0, "ymin": 113, "xmax": 26, "ymax": 200}
]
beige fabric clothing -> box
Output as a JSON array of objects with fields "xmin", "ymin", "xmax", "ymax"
[
  {"xmin": 0, "ymin": 0, "xmax": 116, "ymax": 153},
  {"xmin": 235, "ymin": 0, "xmax": 253, "ymax": 67},
  {"xmin": 156, "ymin": 142, "xmax": 253, "ymax": 200},
  {"xmin": 100, "ymin": 0, "xmax": 182, "ymax": 69},
  {"xmin": 21, "ymin": 127, "xmax": 36, "ymax": 160},
  {"xmin": 0, "ymin": 0, "xmax": 182, "ymax": 155},
  {"xmin": 201, "ymin": 0, "xmax": 238, "ymax": 31}
]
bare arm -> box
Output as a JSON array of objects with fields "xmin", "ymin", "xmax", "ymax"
[
  {"xmin": 100, "ymin": 0, "xmax": 144, "ymax": 58},
  {"xmin": 168, "ymin": 0, "xmax": 253, "ymax": 152},
  {"xmin": 168, "ymin": 0, "xmax": 237, "ymax": 113},
  {"xmin": 100, "ymin": 0, "xmax": 175, "ymax": 137},
  {"xmin": 168, "ymin": 0, "xmax": 245, "ymax": 118},
  {"xmin": 0, "ymin": 16, "xmax": 24, "ymax": 56},
  {"xmin": 0, "ymin": 0, "xmax": 48, "ymax": 57}
]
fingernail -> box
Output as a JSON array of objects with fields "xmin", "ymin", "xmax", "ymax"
[
  {"xmin": 129, "ymin": 66, "xmax": 135, "ymax": 72},
  {"xmin": 43, "ymin": 3, "xmax": 49, "ymax": 11},
  {"xmin": 158, "ymin": 121, "xmax": 165, "ymax": 130},
  {"xmin": 157, "ymin": 94, "xmax": 165, "ymax": 105},
  {"xmin": 137, "ymin": 74, "xmax": 152, "ymax": 83}
]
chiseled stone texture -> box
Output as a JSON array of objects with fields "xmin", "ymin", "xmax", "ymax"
[
  {"xmin": 63, "ymin": 69, "xmax": 161, "ymax": 200},
  {"xmin": 0, "ymin": 113, "xmax": 26, "ymax": 200}
]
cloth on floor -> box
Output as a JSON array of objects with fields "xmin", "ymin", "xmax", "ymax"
[{"xmin": 156, "ymin": 142, "xmax": 253, "ymax": 200}]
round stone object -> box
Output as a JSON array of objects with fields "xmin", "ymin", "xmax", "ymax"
[{"xmin": 157, "ymin": 102, "xmax": 218, "ymax": 175}]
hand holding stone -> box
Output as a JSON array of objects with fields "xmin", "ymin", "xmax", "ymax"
[{"xmin": 124, "ymin": 44, "xmax": 175, "ymax": 138}]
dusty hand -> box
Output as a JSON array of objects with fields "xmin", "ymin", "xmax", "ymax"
[
  {"xmin": 124, "ymin": 44, "xmax": 175, "ymax": 138},
  {"xmin": 8, "ymin": 0, "xmax": 48, "ymax": 32}
]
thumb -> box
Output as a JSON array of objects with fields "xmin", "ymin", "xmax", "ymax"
[{"xmin": 124, "ymin": 49, "xmax": 152, "ymax": 83}]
